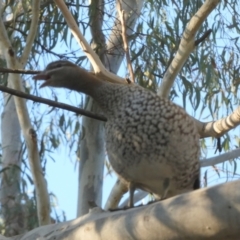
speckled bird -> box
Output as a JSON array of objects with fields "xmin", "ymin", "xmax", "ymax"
[{"xmin": 33, "ymin": 61, "xmax": 200, "ymax": 207}]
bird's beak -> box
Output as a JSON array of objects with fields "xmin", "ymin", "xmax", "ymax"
[{"xmin": 33, "ymin": 73, "xmax": 50, "ymax": 88}]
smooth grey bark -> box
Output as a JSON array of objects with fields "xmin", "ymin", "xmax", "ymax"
[
  {"xmin": 3, "ymin": 180, "xmax": 240, "ymax": 240},
  {"xmin": 0, "ymin": 3, "xmax": 24, "ymax": 236},
  {"xmin": 77, "ymin": 0, "xmax": 106, "ymax": 217},
  {"xmin": 0, "ymin": 93, "xmax": 23, "ymax": 236},
  {"xmin": 77, "ymin": 98, "xmax": 105, "ymax": 216}
]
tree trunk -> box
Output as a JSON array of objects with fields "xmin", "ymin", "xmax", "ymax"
[
  {"xmin": 0, "ymin": 94, "xmax": 23, "ymax": 236},
  {"xmin": 77, "ymin": 98, "xmax": 105, "ymax": 216}
]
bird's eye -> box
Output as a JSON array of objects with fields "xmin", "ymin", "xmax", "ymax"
[{"xmin": 55, "ymin": 63, "xmax": 62, "ymax": 68}]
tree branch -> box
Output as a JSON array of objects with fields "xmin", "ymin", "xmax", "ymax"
[
  {"xmin": 2, "ymin": 180, "xmax": 240, "ymax": 240},
  {"xmin": 20, "ymin": 0, "xmax": 40, "ymax": 66},
  {"xmin": 89, "ymin": 0, "xmax": 105, "ymax": 61},
  {"xmin": 0, "ymin": 67, "xmax": 40, "ymax": 74},
  {"xmin": 104, "ymin": 179, "xmax": 128, "ymax": 210},
  {"xmin": 201, "ymin": 148, "xmax": 240, "ymax": 167},
  {"xmin": 0, "ymin": 85, "xmax": 107, "ymax": 121},
  {"xmin": 158, "ymin": 0, "xmax": 220, "ymax": 98},
  {"xmin": 118, "ymin": 3, "xmax": 135, "ymax": 82},
  {"xmin": 195, "ymin": 105, "xmax": 240, "ymax": 138},
  {"xmin": 54, "ymin": 0, "xmax": 126, "ymax": 84}
]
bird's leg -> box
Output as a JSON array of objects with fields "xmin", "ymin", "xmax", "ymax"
[
  {"xmin": 193, "ymin": 176, "xmax": 200, "ymax": 190},
  {"xmin": 128, "ymin": 178, "xmax": 170, "ymax": 208},
  {"xmin": 128, "ymin": 182, "xmax": 136, "ymax": 208},
  {"xmin": 161, "ymin": 178, "xmax": 170, "ymax": 200}
]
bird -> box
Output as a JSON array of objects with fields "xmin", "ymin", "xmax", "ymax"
[{"xmin": 33, "ymin": 60, "xmax": 200, "ymax": 207}]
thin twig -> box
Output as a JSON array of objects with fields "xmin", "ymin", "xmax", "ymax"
[
  {"xmin": 118, "ymin": 3, "xmax": 135, "ymax": 82},
  {"xmin": 195, "ymin": 29, "xmax": 212, "ymax": 46},
  {"xmin": 0, "ymin": 67, "xmax": 40, "ymax": 74},
  {"xmin": 0, "ymin": 85, "xmax": 107, "ymax": 122}
]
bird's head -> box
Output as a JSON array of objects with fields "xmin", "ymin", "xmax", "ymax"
[{"xmin": 33, "ymin": 60, "xmax": 87, "ymax": 90}]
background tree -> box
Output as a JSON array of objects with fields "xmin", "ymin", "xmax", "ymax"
[{"xmin": 0, "ymin": 0, "xmax": 239, "ymax": 239}]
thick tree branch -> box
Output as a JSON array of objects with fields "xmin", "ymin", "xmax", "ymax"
[
  {"xmin": 54, "ymin": 0, "xmax": 126, "ymax": 84},
  {"xmin": 20, "ymin": 0, "xmax": 40, "ymax": 66},
  {"xmin": 104, "ymin": 179, "xmax": 128, "ymax": 210},
  {"xmin": 201, "ymin": 148, "xmax": 240, "ymax": 167},
  {"xmin": 158, "ymin": 0, "xmax": 220, "ymax": 97},
  {"xmin": 195, "ymin": 105, "xmax": 240, "ymax": 138},
  {"xmin": 2, "ymin": 180, "xmax": 240, "ymax": 240},
  {"xmin": 118, "ymin": 3, "xmax": 135, "ymax": 82},
  {"xmin": 89, "ymin": 0, "xmax": 105, "ymax": 61}
]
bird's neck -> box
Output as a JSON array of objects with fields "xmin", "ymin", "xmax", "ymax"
[{"xmin": 68, "ymin": 68, "xmax": 105, "ymax": 97}]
